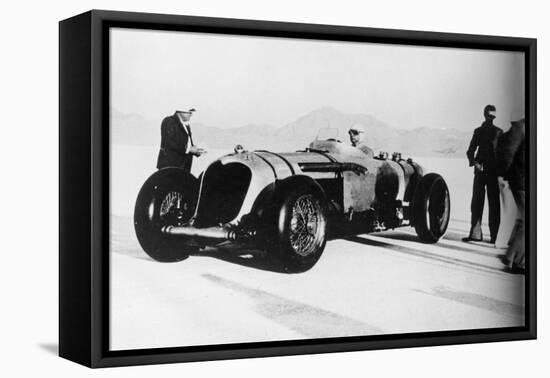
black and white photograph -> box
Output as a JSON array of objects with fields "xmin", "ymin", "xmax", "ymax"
[{"xmin": 108, "ymin": 26, "xmax": 528, "ymax": 351}]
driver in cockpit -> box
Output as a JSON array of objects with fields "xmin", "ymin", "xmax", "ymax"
[{"xmin": 348, "ymin": 125, "xmax": 374, "ymax": 158}]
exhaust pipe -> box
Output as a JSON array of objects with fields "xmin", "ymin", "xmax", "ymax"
[{"xmin": 162, "ymin": 225, "xmax": 235, "ymax": 242}]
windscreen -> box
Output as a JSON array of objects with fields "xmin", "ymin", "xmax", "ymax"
[{"xmin": 315, "ymin": 128, "xmax": 340, "ymax": 141}]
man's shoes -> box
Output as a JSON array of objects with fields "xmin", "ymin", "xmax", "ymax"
[
  {"xmin": 504, "ymin": 263, "xmax": 525, "ymax": 275},
  {"xmin": 498, "ymin": 255, "xmax": 525, "ymax": 274},
  {"xmin": 462, "ymin": 237, "xmax": 483, "ymax": 242},
  {"xmin": 497, "ymin": 254, "xmax": 511, "ymax": 267},
  {"xmin": 510, "ymin": 264, "xmax": 526, "ymax": 274}
]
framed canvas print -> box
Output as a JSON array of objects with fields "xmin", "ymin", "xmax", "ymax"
[{"xmin": 59, "ymin": 10, "xmax": 537, "ymax": 368}]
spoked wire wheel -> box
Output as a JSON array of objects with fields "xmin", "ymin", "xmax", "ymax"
[
  {"xmin": 289, "ymin": 194, "xmax": 326, "ymax": 257},
  {"xmin": 160, "ymin": 191, "xmax": 183, "ymax": 217},
  {"xmin": 159, "ymin": 191, "xmax": 192, "ymax": 226},
  {"xmin": 273, "ymin": 182, "xmax": 328, "ymax": 273}
]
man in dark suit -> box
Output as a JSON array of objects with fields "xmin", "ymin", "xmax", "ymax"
[
  {"xmin": 497, "ymin": 113, "xmax": 525, "ymax": 272},
  {"xmin": 463, "ymin": 105, "xmax": 503, "ymax": 243},
  {"xmin": 156, "ymin": 108, "xmax": 206, "ymax": 171}
]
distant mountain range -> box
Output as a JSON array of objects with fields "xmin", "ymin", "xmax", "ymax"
[{"xmin": 111, "ymin": 106, "xmax": 471, "ymax": 157}]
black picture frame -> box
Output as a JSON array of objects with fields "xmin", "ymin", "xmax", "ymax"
[{"xmin": 59, "ymin": 9, "xmax": 537, "ymax": 368}]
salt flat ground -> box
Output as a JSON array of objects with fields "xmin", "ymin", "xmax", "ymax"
[{"xmin": 109, "ymin": 145, "xmax": 524, "ymax": 351}]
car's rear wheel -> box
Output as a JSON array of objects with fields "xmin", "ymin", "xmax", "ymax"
[
  {"xmin": 134, "ymin": 168, "xmax": 199, "ymax": 262},
  {"xmin": 272, "ymin": 182, "xmax": 328, "ymax": 272},
  {"xmin": 412, "ymin": 173, "xmax": 450, "ymax": 243}
]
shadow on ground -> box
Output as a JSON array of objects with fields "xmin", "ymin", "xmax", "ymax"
[
  {"xmin": 203, "ymin": 273, "xmax": 384, "ymax": 337},
  {"xmin": 345, "ymin": 235, "xmax": 508, "ymax": 275},
  {"xmin": 374, "ymin": 231, "xmax": 503, "ymax": 258},
  {"xmin": 416, "ymin": 286, "xmax": 524, "ymax": 318},
  {"xmin": 193, "ymin": 247, "xmax": 289, "ymax": 273},
  {"xmin": 37, "ymin": 343, "xmax": 58, "ymax": 356}
]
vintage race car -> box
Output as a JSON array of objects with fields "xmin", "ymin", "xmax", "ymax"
[{"xmin": 134, "ymin": 136, "xmax": 450, "ymax": 272}]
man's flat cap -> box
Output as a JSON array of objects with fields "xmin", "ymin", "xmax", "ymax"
[
  {"xmin": 177, "ymin": 108, "xmax": 196, "ymax": 113},
  {"xmin": 484, "ymin": 104, "xmax": 496, "ymax": 112}
]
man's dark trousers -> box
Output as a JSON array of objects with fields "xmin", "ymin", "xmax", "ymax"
[{"xmin": 469, "ymin": 171, "xmax": 500, "ymax": 241}]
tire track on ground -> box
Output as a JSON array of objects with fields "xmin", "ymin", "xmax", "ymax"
[{"xmin": 202, "ymin": 273, "xmax": 384, "ymax": 338}]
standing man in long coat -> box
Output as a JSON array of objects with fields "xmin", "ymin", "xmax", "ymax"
[
  {"xmin": 463, "ymin": 105, "xmax": 503, "ymax": 244},
  {"xmin": 156, "ymin": 108, "xmax": 205, "ymax": 171},
  {"xmin": 497, "ymin": 113, "xmax": 526, "ymax": 272}
]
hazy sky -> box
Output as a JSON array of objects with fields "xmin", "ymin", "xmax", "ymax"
[{"xmin": 110, "ymin": 28, "xmax": 524, "ymax": 131}]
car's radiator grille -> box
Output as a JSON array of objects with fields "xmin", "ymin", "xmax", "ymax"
[{"xmin": 194, "ymin": 162, "xmax": 252, "ymax": 227}]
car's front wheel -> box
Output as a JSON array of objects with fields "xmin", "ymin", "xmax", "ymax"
[
  {"xmin": 272, "ymin": 180, "xmax": 328, "ymax": 272},
  {"xmin": 134, "ymin": 168, "xmax": 199, "ymax": 262}
]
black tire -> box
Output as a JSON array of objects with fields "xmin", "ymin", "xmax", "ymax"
[
  {"xmin": 134, "ymin": 168, "xmax": 199, "ymax": 262},
  {"xmin": 271, "ymin": 180, "xmax": 328, "ymax": 273},
  {"xmin": 412, "ymin": 173, "xmax": 451, "ymax": 243}
]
